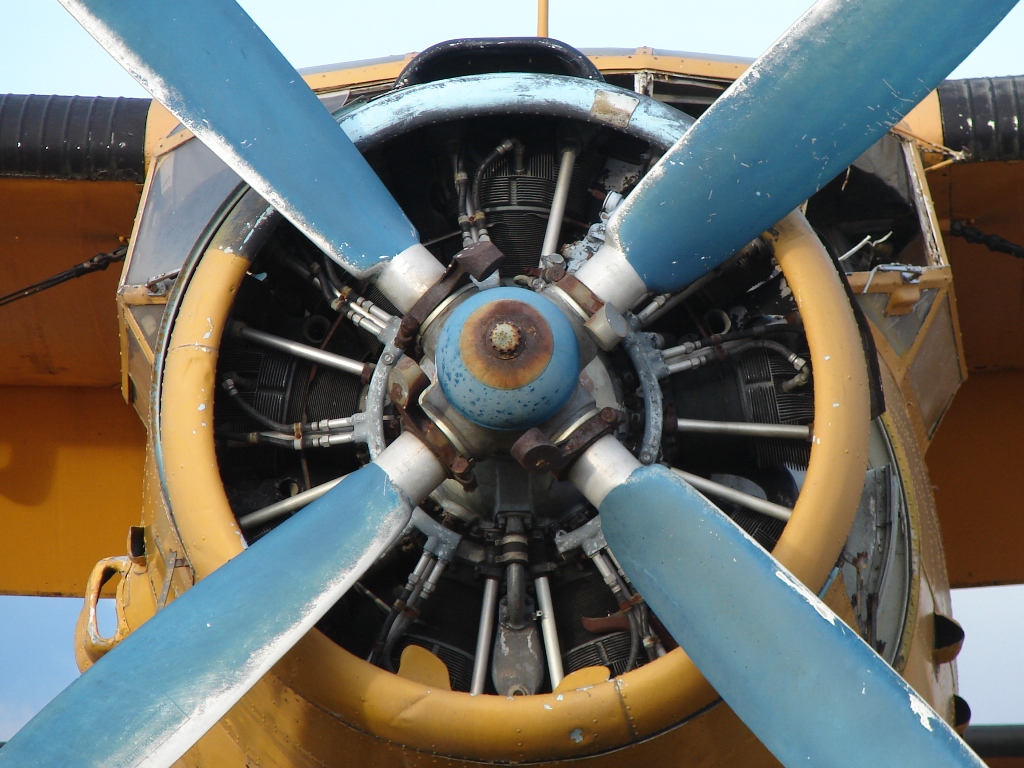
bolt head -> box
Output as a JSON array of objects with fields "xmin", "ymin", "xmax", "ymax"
[{"xmin": 489, "ymin": 322, "xmax": 522, "ymax": 358}]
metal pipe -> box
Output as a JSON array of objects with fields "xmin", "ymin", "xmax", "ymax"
[
  {"xmin": 237, "ymin": 474, "xmax": 347, "ymax": 530},
  {"xmin": 221, "ymin": 377, "xmax": 292, "ymax": 433},
  {"xmin": 541, "ymin": 146, "xmax": 577, "ymax": 257},
  {"xmin": 375, "ymin": 552, "xmax": 436, "ymax": 667},
  {"xmin": 345, "ymin": 301, "xmax": 385, "ymax": 328},
  {"xmin": 506, "ymin": 562, "xmax": 527, "ymax": 627},
  {"xmin": 674, "ymin": 418, "xmax": 811, "ymax": 441},
  {"xmin": 590, "ymin": 551, "xmax": 639, "ymax": 671},
  {"xmin": 344, "ymin": 299, "xmax": 391, "ymax": 337},
  {"xmin": 346, "ymin": 311, "xmax": 386, "ymax": 340},
  {"xmin": 661, "ymin": 341, "xmax": 701, "ymax": 360},
  {"xmin": 353, "ymin": 582, "xmax": 391, "ymax": 614},
  {"xmin": 670, "ymin": 468, "xmax": 793, "ymax": 522},
  {"xmin": 304, "ymin": 432, "xmax": 356, "ymax": 449},
  {"xmin": 471, "ymin": 578, "xmax": 500, "ymax": 695},
  {"xmin": 349, "ymin": 295, "xmax": 393, "ymax": 324},
  {"xmin": 305, "ymin": 416, "xmax": 353, "ymax": 432},
  {"xmin": 230, "ymin": 321, "xmax": 371, "ymax": 377},
  {"xmin": 534, "ymin": 575, "xmax": 564, "ymax": 689},
  {"xmin": 466, "ymin": 191, "xmax": 480, "ymax": 243},
  {"xmin": 661, "ymin": 323, "xmax": 795, "ymax": 361},
  {"xmin": 591, "ymin": 551, "xmax": 625, "ymax": 599},
  {"xmin": 665, "ymin": 352, "xmax": 713, "ymax": 375},
  {"xmin": 385, "ymin": 559, "xmax": 445, "ymax": 646},
  {"xmin": 637, "ymin": 268, "xmax": 719, "ymax": 327},
  {"xmin": 472, "ymin": 139, "xmax": 515, "ymax": 242}
]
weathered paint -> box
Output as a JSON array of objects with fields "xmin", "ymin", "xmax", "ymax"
[
  {"xmin": 0, "ymin": 462, "xmax": 413, "ymax": 768},
  {"xmin": 60, "ymin": 0, "xmax": 419, "ymax": 278},
  {"xmin": 599, "ymin": 463, "xmax": 985, "ymax": 768},
  {"xmin": 605, "ymin": 0, "xmax": 1017, "ymax": 293},
  {"xmin": 338, "ymin": 72, "xmax": 693, "ymax": 154},
  {"xmin": 149, "ymin": 208, "xmax": 876, "ymax": 764},
  {"xmin": 436, "ymin": 287, "xmax": 579, "ymax": 430}
]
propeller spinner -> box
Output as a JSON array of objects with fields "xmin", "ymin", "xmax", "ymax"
[{"xmin": 435, "ymin": 287, "xmax": 580, "ymax": 430}]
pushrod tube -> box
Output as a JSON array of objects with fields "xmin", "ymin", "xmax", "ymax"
[
  {"xmin": 674, "ymin": 418, "xmax": 811, "ymax": 440},
  {"xmin": 541, "ymin": 146, "xmax": 577, "ymax": 257},
  {"xmin": 671, "ymin": 468, "xmax": 792, "ymax": 522},
  {"xmin": 230, "ymin": 321, "xmax": 371, "ymax": 377},
  {"xmin": 238, "ymin": 474, "xmax": 347, "ymax": 529},
  {"xmin": 471, "ymin": 578, "xmax": 500, "ymax": 695},
  {"xmin": 534, "ymin": 575, "xmax": 564, "ymax": 688}
]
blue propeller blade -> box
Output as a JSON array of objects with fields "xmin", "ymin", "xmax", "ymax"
[
  {"xmin": 607, "ymin": 0, "xmax": 1017, "ymax": 293},
  {"xmin": 59, "ymin": 0, "xmax": 419, "ymax": 277},
  {"xmin": 599, "ymin": 465, "xmax": 984, "ymax": 768},
  {"xmin": 0, "ymin": 463, "xmax": 415, "ymax": 768}
]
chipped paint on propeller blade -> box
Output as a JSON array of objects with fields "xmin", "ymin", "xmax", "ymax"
[
  {"xmin": 59, "ymin": 0, "xmax": 419, "ymax": 278},
  {"xmin": 599, "ymin": 465, "xmax": 985, "ymax": 767},
  {"xmin": 607, "ymin": 0, "xmax": 1017, "ymax": 293},
  {"xmin": 0, "ymin": 464, "xmax": 412, "ymax": 768}
]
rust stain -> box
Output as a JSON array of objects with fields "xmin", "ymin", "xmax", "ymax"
[{"xmin": 459, "ymin": 299, "xmax": 553, "ymax": 390}]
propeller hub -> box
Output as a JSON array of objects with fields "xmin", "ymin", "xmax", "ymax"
[{"xmin": 435, "ymin": 287, "xmax": 579, "ymax": 431}]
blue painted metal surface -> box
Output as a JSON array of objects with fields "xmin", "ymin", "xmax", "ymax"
[
  {"xmin": 435, "ymin": 287, "xmax": 580, "ymax": 430},
  {"xmin": 0, "ymin": 464, "xmax": 412, "ymax": 768},
  {"xmin": 608, "ymin": 0, "xmax": 1017, "ymax": 293},
  {"xmin": 60, "ymin": 0, "xmax": 419, "ymax": 278},
  {"xmin": 600, "ymin": 465, "xmax": 985, "ymax": 768},
  {"xmin": 339, "ymin": 73, "xmax": 693, "ymax": 154}
]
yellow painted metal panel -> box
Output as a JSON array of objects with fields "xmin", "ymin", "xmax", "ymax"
[
  {"xmin": 927, "ymin": 160, "xmax": 1024, "ymax": 371},
  {"xmin": 0, "ymin": 178, "xmax": 141, "ymax": 387},
  {"xmin": 303, "ymin": 57, "xmax": 413, "ymax": 93},
  {"xmin": 928, "ymin": 370, "xmax": 1024, "ymax": 587},
  {"xmin": 0, "ymin": 385, "xmax": 146, "ymax": 596},
  {"xmin": 588, "ymin": 50, "xmax": 747, "ymax": 80},
  {"xmin": 923, "ymin": 154, "xmax": 1024, "ymax": 586}
]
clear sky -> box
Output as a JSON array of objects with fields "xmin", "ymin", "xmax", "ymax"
[
  {"xmin": 4, "ymin": 0, "xmax": 1024, "ymax": 97},
  {"xmin": 2, "ymin": 0, "xmax": 1024, "ymax": 744}
]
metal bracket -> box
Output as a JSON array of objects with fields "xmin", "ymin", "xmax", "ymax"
[
  {"xmin": 392, "ymin": 382, "xmax": 477, "ymax": 490},
  {"xmin": 511, "ymin": 407, "xmax": 624, "ymax": 479},
  {"xmin": 622, "ymin": 315, "xmax": 667, "ymax": 464},
  {"xmin": 406, "ymin": 506, "xmax": 463, "ymax": 563},
  {"xmin": 155, "ymin": 550, "xmax": 189, "ymax": 611},
  {"xmin": 395, "ymin": 241, "xmax": 504, "ymax": 351},
  {"xmin": 353, "ymin": 317, "xmax": 404, "ymax": 459},
  {"xmin": 554, "ymin": 515, "xmax": 608, "ymax": 558},
  {"xmin": 553, "ymin": 271, "xmax": 605, "ymax": 315}
]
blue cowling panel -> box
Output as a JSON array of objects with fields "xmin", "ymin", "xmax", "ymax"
[
  {"xmin": 338, "ymin": 73, "xmax": 694, "ymax": 154},
  {"xmin": 59, "ymin": 0, "xmax": 419, "ymax": 278},
  {"xmin": 0, "ymin": 464, "xmax": 411, "ymax": 768},
  {"xmin": 609, "ymin": 0, "xmax": 1017, "ymax": 294},
  {"xmin": 600, "ymin": 465, "xmax": 985, "ymax": 768}
]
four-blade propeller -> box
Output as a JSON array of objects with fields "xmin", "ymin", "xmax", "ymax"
[{"xmin": 2, "ymin": 0, "xmax": 1014, "ymax": 765}]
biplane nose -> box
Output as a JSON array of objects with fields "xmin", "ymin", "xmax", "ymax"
[
  {"xmin": 435, "ymin": 287, "xmax": 580, "ymax": 430},
  {"xmin": 4, "ymin": 0, "xmax": 1013, "ymax": 766}
]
